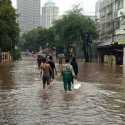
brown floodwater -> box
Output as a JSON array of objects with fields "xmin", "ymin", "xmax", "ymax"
[{"xmin": 0, "ymin": 56, "xmax": 125, "ymax": 125}]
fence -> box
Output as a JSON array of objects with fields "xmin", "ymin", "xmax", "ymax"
[{"xmin": 0, "ymin": 52, "xmax": 12, "ymax": 63}]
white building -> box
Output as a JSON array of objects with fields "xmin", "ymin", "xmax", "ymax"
[
  {"xmin": 41, "ymin": 0, "xmax": 59, "ymax": 29},
  {"xmin": 96, "ymin": 0, "xmax": 125, "ymax": 46},
  {"xmin": 17, "ymin": 0, "xmax": 40, "ymax": 34},
  {"xmin": 95, "ymin": 0, "xmax": 125, "ymax": 65}
]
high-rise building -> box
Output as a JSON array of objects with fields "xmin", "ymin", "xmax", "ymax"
[
  {"xmin": 41, "ymin": 0, "xmax": 59, "ymax": 28},
  {"xmin": 95, "ymin": 0, "xmax": 125, "ymax": 65},
  {"xmin": 17, "ymin": 0, "xmax": 40, "ymax": 34}
]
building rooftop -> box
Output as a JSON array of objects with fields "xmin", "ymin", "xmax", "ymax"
[{"xmin": 44, "ymin": 0, "xmax": 56, "ymax": 7}]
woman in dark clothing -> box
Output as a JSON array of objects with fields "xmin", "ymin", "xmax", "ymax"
[
  {"xmin": 48, "ymin": 56, "xmax": 56, "ymax": 80},
  {"xmin": 71, "ymin": 57, "xmax": 79, "ymax": 76},
  {"xmin": 37, "ymin": 55, "xmax": 42, "ymax": 69},
  {"xmin": 70, "ymin": 57, "xmax": 78, "ymax": 84}
]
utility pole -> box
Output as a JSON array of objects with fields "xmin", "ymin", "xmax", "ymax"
[
  {"xmin": 111, "ymin": 0, "xmax": 115, "ymax": 43},
  {"xmin": 84, "ymin": 32, "xmax": 91, "ymax": 62}
]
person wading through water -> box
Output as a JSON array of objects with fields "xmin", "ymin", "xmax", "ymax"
[
  {"xmin": 48, "ymin": 56, "xmax": 57, "ymax": 81},
  {"xmin": 70, "ymin": 57, "xmax": 79, "ymax": 84},
  {"xmin": 62, "ymin": 58, "xmax": 75, "ymax": 92},
  {"xmin": 37, "ymin": 55, "xmax": 42, "ymax": 69},
  {"xmin": 40, "ymin": 58, "xmax": 52, "ymax": 89}
]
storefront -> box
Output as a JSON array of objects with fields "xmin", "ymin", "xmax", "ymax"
[
  {"xmin": 0, "ymin": 52, "xmax": 12, "ymax": 63},
  {"xmin": 97, "ymin": 44, "xmax": 124, "ymax": 65}
]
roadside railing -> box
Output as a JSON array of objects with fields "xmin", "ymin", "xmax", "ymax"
[{"xmin": 0, "ymin": 52, "xmax": 12, "ymax": 64}]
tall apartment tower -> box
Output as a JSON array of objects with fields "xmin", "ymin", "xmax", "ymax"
[
  {"xmin": 17, "ymin": 0, "xmax": 40, "ymax": 34},
  {"xmin": 41, "ymin": 0, "xmax": 59, "ymax": 29}
]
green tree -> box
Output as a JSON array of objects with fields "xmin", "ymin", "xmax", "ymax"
[
  {"xmin": 53, "ymin": 6, "xmax": 97, "ymax": 62},
  {"xmin": 38, "ymin": 27, "xmax": 55, "ymax": 48},
  {"xmin": 20, "ymin": 27, "xmax": 55, "ymax": 51},
  {"xmin": 21, "ymin": 28, "xmax": 40, "ymax": 51},
  {"xmin": 0, "ymin": 0, "xmax": 19, "ymax": 52}
]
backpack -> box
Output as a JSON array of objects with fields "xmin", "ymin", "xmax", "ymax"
[{"xmin": 62, "ymin": 65, "xmax": 73, "ymax": 82}]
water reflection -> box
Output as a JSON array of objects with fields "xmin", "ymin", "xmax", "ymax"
[
  {"xmin": 63, "ymin": 92, "xmax": 75, "ymax": 102},
  {"xmin": 0, "ymin": 64, "xmax": 15, "ymax": 90}
]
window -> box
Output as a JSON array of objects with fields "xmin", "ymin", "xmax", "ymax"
[
  {"xmin": 119, "ymin": 0, "xmax": 123, "ymax": 9},
  {"xmin": 115, "ymin": 0, "xmax": 123, "ymax": 10}
]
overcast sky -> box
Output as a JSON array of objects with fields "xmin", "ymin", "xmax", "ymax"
[{"xmin": 11, "ymin": 0, "xmax": 98, "ymax": 15}]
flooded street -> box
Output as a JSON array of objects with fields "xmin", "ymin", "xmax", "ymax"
[{"xmin": 0, "ymin": 56, "xmax": 125, "ymax": 125}]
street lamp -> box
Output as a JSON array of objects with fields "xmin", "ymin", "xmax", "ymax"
[{"xmin": 84, "ymin": 32, "xmax": 92, "ymax": 62}]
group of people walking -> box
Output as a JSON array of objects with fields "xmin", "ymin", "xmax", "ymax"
[{"xmin": 37, "ymin": 55, "xmax": 79, "ymax": 92}]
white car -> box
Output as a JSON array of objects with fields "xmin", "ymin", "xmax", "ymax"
[{"xmin": 57, "ymin": 53, "xmax": 65, "ymax": 58}]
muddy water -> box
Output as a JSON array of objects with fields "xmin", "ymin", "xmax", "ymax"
[{"xmin": 0, "ymin": 57, "xmax": 125, "ymax": 125}]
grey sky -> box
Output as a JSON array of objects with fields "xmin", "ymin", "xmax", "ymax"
[{"xmin": 12, "ymin": 0, "xmax": 98, "ymax": 15}]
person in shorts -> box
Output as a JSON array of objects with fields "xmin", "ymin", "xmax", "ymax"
[{"xmin": 40, "ymin": 58, "xmax": 52, "ymax": 89}]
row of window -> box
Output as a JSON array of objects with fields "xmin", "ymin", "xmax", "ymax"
[{"xmin": 99, "ymin": 0, "xmax": 124, "ymax": 18}]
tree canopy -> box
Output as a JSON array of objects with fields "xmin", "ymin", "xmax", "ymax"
[
  {"xmin": 53, "ymin": 7, "xmax": 97, "ymax": 61},
  {"xmin": 54, "ymin": 8, "xmax": 96, "ymax": 43},
  {"xmin": 20, "ymin": 27, "xmax": 55, "ymax": 51},
  {"xmin": 0, "ymin": 0, "xmax": 19, "ymax": 51}
]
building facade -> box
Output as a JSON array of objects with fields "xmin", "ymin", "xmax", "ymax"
[
  {"xmin": 41, "ymin": 1, "xmax": 59, "ymax": 29},
  {"xmin": 17, "ymin": 0, "xmax": 40, "ymax": 34},
  {"xmin": 96, "ymin": 0, "xmax": 125, "ymax": 65}
]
